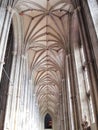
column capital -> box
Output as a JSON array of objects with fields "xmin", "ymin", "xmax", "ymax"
[
  {"xmin": 74, "ymin": 6, "xmax": 81, "ymax": 13},
  {"xmin": 67, "ymin": 6, "xmax": 81, "ymax": 15},
  {"xmin": 6, "ymin": 6, "xmax": 19, "ymax": 17},
  {"xmin": 7, "ymin": 6, "xmax": 12, "ymax": 13}
]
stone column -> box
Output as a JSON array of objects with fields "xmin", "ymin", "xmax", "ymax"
[
  {"xmin": 66, "ymin": 54, "xmax": 75, "ymax": 130},
  {"xmin": 19, "ymin": 56, "xmax": 27, "ymax": 130},
  {"xmin": 28, "ymin": 79, "xmax": 33, "ymax": 130},
  {"xmin": 60, "ymin": 91, "xmax": 64, "ymax": 130},
  {"xmin": 87, "ymin": 0, "xmax": 98, "ymax": 37},
  {"xmin": 58, "ymin": 94, "xmax": 62, "ymax": 130},
  {"xmin": 3, "ymin": 51, "xmax": 22, "ymax": 130},
  {"xmin": 76, "ymin": 5, "xmax": 98, "ymax": 129},
  {"xmin": 61, "ymin": 77, "xmax": 70, "ymax": 130},
  {"xmin": 71, "ymin": 7, "xmax": 92, "ymax": 129},
  {"xmin": 3, "ymin": 51, "xmax": 17, "ymax": 130},
  {"xmin": 56, "ymin": 93, "xmax": 59, "ymax": 130},
  {"xmin": 68, "ymin": 10, "xmax": 81, "ymax": 130},
  {"xmin": 32, "ymin": 94, "xmax": 36, "ymax": 129},
  {"xmin": 81, "ymin": 0, "xmax": 98, "ymax": 68},
  {"xmin": 68, "ymin": 54, "xmax": 80, "ymax": 130},
  {"xmin": 22, "ymin": 57, "xmax": 29, "ymax": 130},
  {"xmin": 14, "ymin": 54, "xmax": 27, "ymax": 130},
  {"xmin": 0, "ymin": 5, "xmax": 13, "ymax": 81},
  {"xmin": 61, "ymin": 79, "xmax": 66, "ymax": 130}
]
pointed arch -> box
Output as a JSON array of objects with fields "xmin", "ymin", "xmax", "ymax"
[{"xmin": 44, "ymin": 113, "xmax": 52, "ymax": 129}]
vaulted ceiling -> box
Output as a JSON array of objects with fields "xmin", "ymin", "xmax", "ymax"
[{"xmin": 15, "ymin": 0, "xmax": 74, "ymax": 116}]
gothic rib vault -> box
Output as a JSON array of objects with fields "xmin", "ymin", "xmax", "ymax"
[
  {"xmin": 0, "ymin": 0, "xmax": 98, "ymax": 130},
  {"xmin": 15, "ymin": 0, "xmax": 74, "ymax": 116}
]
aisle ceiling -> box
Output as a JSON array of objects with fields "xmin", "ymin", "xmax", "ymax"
[{"xmin": 15, "ymin": 0, "xmax": 74, "ymax": 116}]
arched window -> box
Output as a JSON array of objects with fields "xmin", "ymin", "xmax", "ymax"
[{"xmin": 44, "ymin": 113, "xmax": 52, "ymax": 129}]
